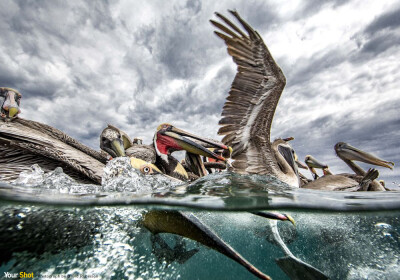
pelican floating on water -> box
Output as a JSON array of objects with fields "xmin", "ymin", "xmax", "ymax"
[
  {"xmin": 211, "ymin": 11, "xmax": 299, "ymax": 187},
  {"xmin": 335, "ymin": 142, "xmax": 393, "ymax": 191},
  {"xmin": 303, "ymin": 143, "xmax": 394, "ymax": 191}
]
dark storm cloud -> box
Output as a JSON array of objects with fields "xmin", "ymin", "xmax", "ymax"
[
  {"xmin": 351, "ymin": 5, "xmax": 400, "ymax": 57},
  {"xmin": 292, "ymin": 0, "xmax": 350, "ymax": 20},
  {"xmin": 359, "ymin": 32, "xmax": 400, "ymax": 54},
  {"xmin": 363, "ymin": 5, "xmax": 400, "ymax": 36}
]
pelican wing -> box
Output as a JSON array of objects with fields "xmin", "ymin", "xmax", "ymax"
[
  {"xmin": 0, "ymin": 119, "xmax": 105, "ymax": 184},
  {"xmin": 211, "ymin": 11, "xmax": 286, "ymax": 174}
]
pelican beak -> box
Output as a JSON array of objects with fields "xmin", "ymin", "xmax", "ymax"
[
  {"xmin": 252, "ymin": 212, "xmax": 296, "ymax": 226},
  {"xmin": 8, "ymin": 107, "xmax": 19, "ymax": 118},
  {"xmin": 171, "ymin": 126, "xmax": 229, "ymax": 151},
  {"xmin": 278, "ymin": 145, "xmax": 298, "ymax": 174},
  {"xmin": 296, "ymin": 160, "xmax": 308, "ymax": 169},
  {"xmin": 130, "ymin": 158, "xmax": 162, "ymax": 174},
  {"xmin": 130, "ymin": 157, "xmax": 182, "ymax": 182},
  {"xmin": 305, "ymin": 155, "xmax": 328, "ymax": 169},
  {"xmin": 2, "ymin": 90, "xmax": 21, "ymax": 118},
  {"xmin": 185, "ymin": 152, "xmax": 208, "ymax": 177},
  {"xmin": 335, "ymin": 142, "xmax": 395, "ymax": 170},
  {"xmin": 163, "ymin": 127, "xmax": 227, "ymax": 161},
  {"xmin": 294, "ymin": 153, "xmax": 307, "ymax": 169},
  {"xmin": 111, "ymin": 138, "xmax": 126, "ymax": 157}
]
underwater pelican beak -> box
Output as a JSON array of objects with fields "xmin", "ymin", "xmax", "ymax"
[
  {"xmin": 111, "ymin": 138, "xmax": 126, "ymax": 157},
  {"xmin": 252, "ymin": 212, "xmax": 296, "ymax": 226},
  {"xmin": 305, "ymin": 155, "xmax": 328, "ymax": 169},
  {"xmin": 163, "ymin": 128, "xmax": 227, "ymax": 161},
  {"xmin": 335, "ymin": 142, "xmax": 395, "ymax": 170}
]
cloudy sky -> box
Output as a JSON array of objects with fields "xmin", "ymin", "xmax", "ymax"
[{"xmin": 1, "ymin": 0, "xmax": 399, "ymax": 186}]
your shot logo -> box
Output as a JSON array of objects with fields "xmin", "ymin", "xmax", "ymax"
[{"xmin": 4, "ymin": 272, "xmax": 34, "ymax": 278}]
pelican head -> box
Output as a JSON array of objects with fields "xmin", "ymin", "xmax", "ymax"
[
  {"xmin": 294, "ymin": 153, "xmax": 308, "ymax": 170},
  {"xmin": 100, "ymin": 124, "xmax": 133, "ymax": 158},
  {"xmin": 153, "ymin": 123, "xmax": 228, "ymax": 161},
  {"xmin": 305, "ymin": 155, "xmax": 328, "ymax": 169},
  {"xmin": 334, "ymin": 142, "xmax": 395, "ymax": 170},
  {"xmin": 1, "ymin": 87, "xmax": 22, "ymax": 119},
  {"xmin": 130, "ymin": 157, "xmax": 162, "ymax": 175},
  {"xmin": 272, "ymin": 139, "xmax": 300, "ymax": 187}
]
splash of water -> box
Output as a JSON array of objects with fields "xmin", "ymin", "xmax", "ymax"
[{"xmin": 11, "ymin": 158, "xmax": 180, "ymax": 195}]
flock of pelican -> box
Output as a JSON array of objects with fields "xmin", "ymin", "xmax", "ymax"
[{"xmin": 0, "ymin": 10, "xmax": 396, "ymax": 280}]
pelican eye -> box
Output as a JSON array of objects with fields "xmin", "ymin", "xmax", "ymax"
[{"xmin": 140, "ymin": 165, "xmax": 152, "ymax": 175}]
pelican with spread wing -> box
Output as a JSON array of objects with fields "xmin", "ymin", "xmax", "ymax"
[{"xmin": 211, "ymin": 11, "xmax": 299, "ymax": 187}]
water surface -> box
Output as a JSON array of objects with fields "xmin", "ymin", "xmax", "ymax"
[{"xmin": 0, "ymin": 159, "xmax": 399, "ymax": 280}]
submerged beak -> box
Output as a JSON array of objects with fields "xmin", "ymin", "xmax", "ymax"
[
  {"xmin": 305, "ymin": 155, "xmax": 328, "ymax": 169},
  {"xmin": 163, "ymin": 128, "xmax": 227, "ymax": 161},
  {"xmin": 252, "ymin": 211, "xmax": 296, "ymax": 226},
  {"xmin": 335, "ymin": 142, "xmax": 395, "ymax": 170},
  {"xmin": 111, "ymin": 139, "xmax": 126, "ymax": 157}
]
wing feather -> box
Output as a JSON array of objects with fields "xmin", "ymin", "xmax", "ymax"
[
  {"xmin": 0, "ymin": 119, "xmax": 105, "ymax": 183},
  {"xmin": 211, "ymin": 10, "xmax": 286, "ymax": 174}
]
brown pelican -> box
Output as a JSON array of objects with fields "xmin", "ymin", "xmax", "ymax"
[
  {"xmin": 0, "ymin": 118, "xmax": 107, "ymax": 184},
  {"xmin": 303, "ymin": 150, "xmax": 390, "ymax": 191},
  {"xmin": 100, "ymin": 124, "xmax": 157, "ymax": 163},
  {"xmin": 100, "ymin": 123, "xmax": 228, "ymax": 181},
  {"xmin": 305, "ymin": 155, "xmax": 328, "ymax": 180},
  {"xmin": 335, "ymin": 142, "xmax": 394, "ymax": 191},
  {"xmin": 1, "ymin": 87, "xmax": 22, "ymax": 120},
  {"xmin": 210, "ymin": 11, "xmax": 299, "ymax": 187}
]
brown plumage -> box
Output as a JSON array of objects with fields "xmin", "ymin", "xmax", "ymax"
[
  {"xmin": 211, "ymin": 11, "xmax": 299, "ymax": 187},
  {"xmin": 0, "ymin": 118, "xmax": 107, "ymax": 184}
]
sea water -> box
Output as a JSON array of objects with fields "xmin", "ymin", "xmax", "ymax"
[{"xmin": 0, "ymin": 158, "xmax": 399, "ymax": 280}]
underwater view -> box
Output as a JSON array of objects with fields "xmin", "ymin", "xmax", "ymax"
[{"xmin": 0, "ymin": 159, "xmax": 399, "ymax": 280}]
